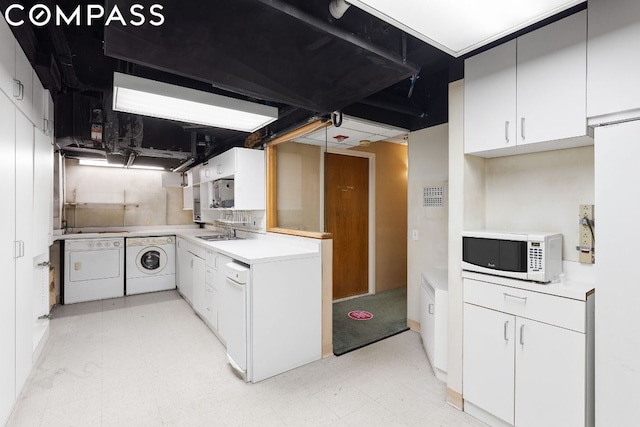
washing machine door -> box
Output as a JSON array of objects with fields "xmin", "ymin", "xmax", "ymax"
[{"xmin": 136, "ymin": 247, "xmax": 167, "ymax": 274}]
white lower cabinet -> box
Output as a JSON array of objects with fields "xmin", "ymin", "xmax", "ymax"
[
  {"xmin": 463, "ymin": 275, "xmax": 594, "ymax": 427},
  {"xmin": 176, "ymin": 239, "xmax": 205, "ymax": 309}
]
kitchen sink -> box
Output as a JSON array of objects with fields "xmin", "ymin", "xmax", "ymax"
[{"xmin": 196, "ymin": 234, "xmax": 238, "ymax": 241}]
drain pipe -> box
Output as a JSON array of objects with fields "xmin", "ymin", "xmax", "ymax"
[{"xmin": 329, "ymin": 0, "xmax": 351, "ymax": 19}]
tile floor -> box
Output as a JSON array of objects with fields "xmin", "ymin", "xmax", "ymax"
[{"xmin": 8, "ymin": 290, "xmax": 486, "ymax": 427}]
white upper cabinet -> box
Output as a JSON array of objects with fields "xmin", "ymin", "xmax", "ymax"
[
  {"xmin": 0, "ymin": 15, "xmax": 48, "ymax": 131},
  {"xmin": 0, "ymin": 15, "xmax": 15, "ymax": 100},
  {"xmin": 464, "ymin": 40, "xmax": 517, "ymax": 154},
  {"xmin": 200, "ymin": 147, "xmax": 265, "ymax": 211},
  {"xmin": 587, "ymin": 0, "xmax": 640, "ymax": 125},
  {"xmin": 465, "ymin": 10, "xmax": 590, "ymax": 157},
  {"xmin": 516, "ymin": 10, "xmax": 587, "ymax": 146},
  {"xmin": 14, "ymin": 46, "xmax": 33, "ymax": 121}
]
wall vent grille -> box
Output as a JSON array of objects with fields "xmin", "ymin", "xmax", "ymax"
[{"xmin": 423, "ymin": 186, "xmax": 444, "ymax": 208}]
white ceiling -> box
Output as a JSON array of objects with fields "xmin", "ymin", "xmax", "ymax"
[
  {"xmin": 347, "ymin": 0, "xmax": 585, "ymax": 57},
  {"xmin": 293, "ymin": 116, "xmax": 408, "ymax": 149}
]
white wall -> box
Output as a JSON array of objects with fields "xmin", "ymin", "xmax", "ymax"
[
  {"xmin": 64, "ymin": 161, "xmax": 193, "ymax": 228},
  {"xmin": 484, "ymin": 146, "xmax": 594, "ymax": 261},
  {"xmin": 407, "ymin": 124, "xmax": 449, "ymax": 324}
]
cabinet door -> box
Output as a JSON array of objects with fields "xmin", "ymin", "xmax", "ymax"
[
  {"xmin": 234, "ymin": 148, "xmax": 265, "ymax": 210},
  {"xmin": 515, "ymin": 317, "xmax": 586, "ymax": 427},
  {"xmin": 464, "ymin": 40, "xmax": 517, "ymax": 154},
  {"xmin": 0, "ymin": 93, "xmax": 16, "ymax": 426},
  {"xmin": 463, "ymin": 303, "xmax": 515, "ymax": 425},
  {"xmin": 587, "ymin": 0, "xmax": 640, "ymax": 123},
  {"xmin": 14, "ymin": 110, "xmax": 33, "ymax": 395},
  {"xmin": 192, "ymin": 255, "xmax": 205, "ymax": 316},
  {"xmin": 594, "ymin": 121, "xmax": 640, "ymax": 425},
  {"xmin": 213, "ymin": 148, "xmax": 237, "ymax": 179},
  {"xmin": 517, "ymin": 10, "xmax": 587, "ymax": 145},
  {"xmin": 182, "ymin": 185, "xmax": 193, "ymax": 210},
  {"xmin": 32, "ymin": 74, "xmax": 45, "ymax": 131},
  {"xmin": 13, "ymin": 47, "xmax": 32, "ymax": 121},
  {"xmin": 0, "ymin": 15, "xmax": 15, "ymax": 100},
  {"xmin": 420, "ymin": 286, "xmax": 435, "ymax": 364},
  {"xmin": 33, "ymin": 129, "xmax": 53, "ymax": 255},
  {"xmin": 176, "ymin": 238, "xmax": 192, "ymax": 304}
]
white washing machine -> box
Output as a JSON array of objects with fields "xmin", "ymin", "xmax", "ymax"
[{"xmin": 125, "ymin": 236, "xmax": 176, "ymax": 295}]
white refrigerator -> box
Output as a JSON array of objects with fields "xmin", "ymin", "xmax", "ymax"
[{"xmin": 594, "ymin": 120, "xmax": 640, "ymax": 425}]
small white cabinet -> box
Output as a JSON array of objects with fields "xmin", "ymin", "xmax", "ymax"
[
  {"xmin": 462, "ymin": 274, "xmax": 594, "ymax": 427},
  {"xmin": 200, "ymin": 147, "xmax": 265, "ymax": 211},
  {"xmin": 465, "ymin": 10, "xmax": 590, "ymax": 157}
]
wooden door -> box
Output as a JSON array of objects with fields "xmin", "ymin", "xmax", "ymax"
[{"xmin": 325, "ymin": 153, "xmax": 368, "ymax": 300}]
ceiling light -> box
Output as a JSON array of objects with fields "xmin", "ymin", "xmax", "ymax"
[
  {"xmin": 347, "ymin": 0, "xmax": 584, "ymax": 57},
  {"xmin": 113, "ymin": 72, "xmax": 279, "ymax": 132},
  {"xmin": 78, "ymin": 159, "xmax": 123, "ymax": 168},
  {"xmin": 129, "ymin": 165, "xmax": 166, "ymax": 171}
]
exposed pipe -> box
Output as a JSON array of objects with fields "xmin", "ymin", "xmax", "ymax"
[
  {"xmin": 257, "ymin": 0, "xmax": 419, "ymax": 73},
  {"xmin": 329, "ymin": 0, "xmax": 351, "ymax": 19}
]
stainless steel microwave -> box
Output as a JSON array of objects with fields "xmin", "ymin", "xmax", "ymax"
[{"xmin": 462, "ymin": 231, "xmax": 562, "ymax": 283}]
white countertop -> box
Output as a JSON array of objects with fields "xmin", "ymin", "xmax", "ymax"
[
  {"xmin": 422, "ymin": 268, "xmax": 448, "ymax": 291},
  {"xmin": 462, "ymin": 271, "xmax": 595, "ymax": 301},
  {"xmin": 55, "ymin": 226, "xmax": 321, "ymax": 265}
]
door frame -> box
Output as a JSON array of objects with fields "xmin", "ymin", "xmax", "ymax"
[{"xmin": 321, "ymin": 148, "xmax": 376, "ymax": 296}]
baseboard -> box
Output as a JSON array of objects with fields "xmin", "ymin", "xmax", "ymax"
[
  {"xmin": 447, "ymin": 388, "xmax": 464, "ymax": 410},
  {"xmin": 407, "ymin": 318, "xmax": 420, "ymax": 332},
  {"xmin": 464, "ymin": 401, "xmax": 512, "ymax": 427},
  {"xmin": 322, "ymin": 343, "xmax": 333, "ymax": 358}
]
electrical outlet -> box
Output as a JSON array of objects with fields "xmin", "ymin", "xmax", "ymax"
[
  {"xmin": 578, "ymin": 204, "xmax": 595, "ymax": 263},
  {"xmin": 412, "ymin": 229, "xmax": 419, "ymax": 241}
]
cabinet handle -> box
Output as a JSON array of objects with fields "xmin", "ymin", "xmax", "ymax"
[
  {"xmin": 520, "ymin": 117, "xmax": 525, "ymax": 140},
  {"xmin": 13, "ymin": 79, "xmax": 24, "ymax": 100},
  {"xmin": 505, "ymin": 121, "xmax": 510, "ymax": 143},
  {"xmin": 428, "ymin": 303, "xmax": 434, "ymax": 315},
  {"xmin": 504, "ymin": 320, "xmax": 509, "ymax": 341},
  {"xmin": 503, "ymin": 293, "xmax": 527, "ymax": 303},
  {"xmin": 14, "ymin": 241, "xmax": 20, "ymax": 259},
  {"xmin": 520, "ymin": 324, "xmax": 525, "ymax": 345},
  {"xmin": 19, "ymin": 241, "xmax": 24, "ymax": 258}
]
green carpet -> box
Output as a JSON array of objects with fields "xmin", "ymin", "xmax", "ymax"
[{"xmin": 333, "ymin": 287, "xmax": 408, "ymax": 356}]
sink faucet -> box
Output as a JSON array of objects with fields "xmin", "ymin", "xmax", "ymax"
[{"xmin": 226, "ymin": 227, "xmax": 236, "ymax": 239}]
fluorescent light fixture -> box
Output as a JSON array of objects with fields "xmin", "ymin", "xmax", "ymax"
[
  {"xmin": 129, "ymin": 165, "xmax": 166, "ymax": 171},
  {"xmin": 78, "ymin": 159, "xmax": 165, "ymax": 171},
  {"xmin": 113, "ymin": 73, "xmax": 279, "ymax": 132},
  {"xmin": 78, "ymin": 159, "xmax": 123, "ymax": 168},
  {"xmin": 347, "ymin": 0, "xmax": 584, "ymax": 57}
]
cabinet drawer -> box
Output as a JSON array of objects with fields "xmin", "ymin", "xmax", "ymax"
[
  {"xmin": 205, "ymin": 266, "xmax": 215, "ymax": 287},
  {"xmin": 464, "ymin": 278, "xmax": 586, "ymax": 332},
  {"xmin": 187, "ymin": 241, "xmax": 206, "ymax": 259}
]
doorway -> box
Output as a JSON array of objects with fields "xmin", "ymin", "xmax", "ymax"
[{"xmin": 325, "ymin": 153, "xmax": 369, "ymax": 300}]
